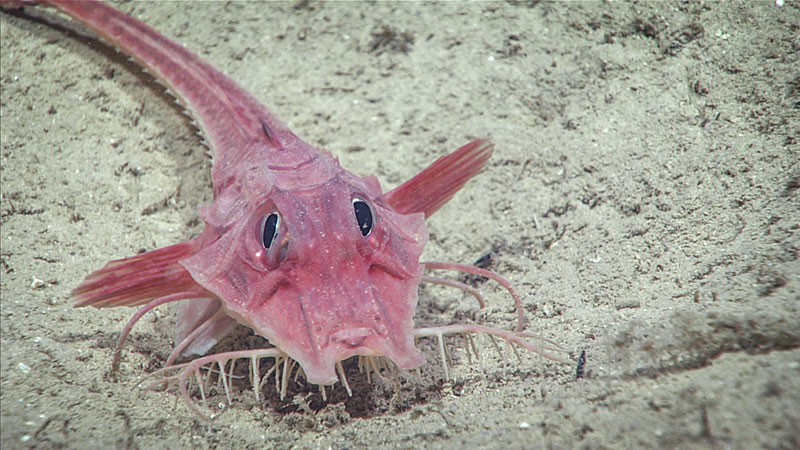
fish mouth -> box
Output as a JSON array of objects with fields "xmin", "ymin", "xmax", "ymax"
[
  {"xmin": 272, "ymin": 321, "xmax": 427, "ymax": 386},
  {"xmin": 224, "ymin": 262, "xmax": 427, "ymax": 386},
  {"xmin": 324, "ymin": 325, "xmax": 427, "ymax": 379},
  {"xmin": 330, "ymin": 327, "xmax": 375, "ymax": 347}
]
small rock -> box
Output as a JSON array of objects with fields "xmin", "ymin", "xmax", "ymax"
[
  {"xmin": 17, "ymin": 362, "xmax": 31, "ymax": 374},
  {"xmin": 615, "ymin": 298, "xmax": 641, "ymax": 310}
]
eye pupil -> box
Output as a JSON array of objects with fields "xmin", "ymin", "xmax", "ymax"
[
  {"xmin": 352, "ymin": 199, "xmax": 373, "ymax": 237},
  {"xmin": 262, "ymin": 213, "xmax": 280, "ymax": 248}
]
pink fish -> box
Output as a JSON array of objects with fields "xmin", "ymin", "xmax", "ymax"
[{"xmin": 8, "ymin": 0, "xmax": 568, "ymax": 418}]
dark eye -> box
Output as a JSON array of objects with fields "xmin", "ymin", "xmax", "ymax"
[
  {"xmin": 352, "ymin": 198, "xmax": 373, "ymax": 237},
  {"xmin": 262, "ymin": 212, "xmax": 280, "ymax": 248}
]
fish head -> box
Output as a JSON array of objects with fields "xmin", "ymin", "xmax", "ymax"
[{"xmin": 182, "ymin": 152, "xmax": 428, "ymax": 384}]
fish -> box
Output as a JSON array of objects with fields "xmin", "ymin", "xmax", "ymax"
[{"xmin": 5, "ymin": 0, "xmax": 569, "ymax": 418}]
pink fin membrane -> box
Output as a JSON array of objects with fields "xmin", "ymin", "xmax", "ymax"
[
  {"xmin": 385, "ymin": 139, "xmax": 493, "ymax": 218},
  {"xmin": 72, "ymin": 241, "xmax": 203, "ymax": 308}
]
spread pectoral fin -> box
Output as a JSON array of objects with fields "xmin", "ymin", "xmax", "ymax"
[
  {"xmin": 72, "ymin": 240, "xmax": 203, "ymax": 308},
  {"xmin": 384, "ymin": 139, "xmax": 493, "ymax": 218}
]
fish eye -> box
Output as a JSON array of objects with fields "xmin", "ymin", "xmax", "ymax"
[
  {"xmin": 261, "ymin": 212, "xmax": 280, "ymax": 248},
  {"xmin": 352, "ymin": 198, "xmax": 373, "ymax": 237}
]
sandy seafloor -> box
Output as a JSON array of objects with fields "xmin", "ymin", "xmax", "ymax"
[{"xmin": 1, "ymin": 1, "xmax": 798, "ymax": 449}]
